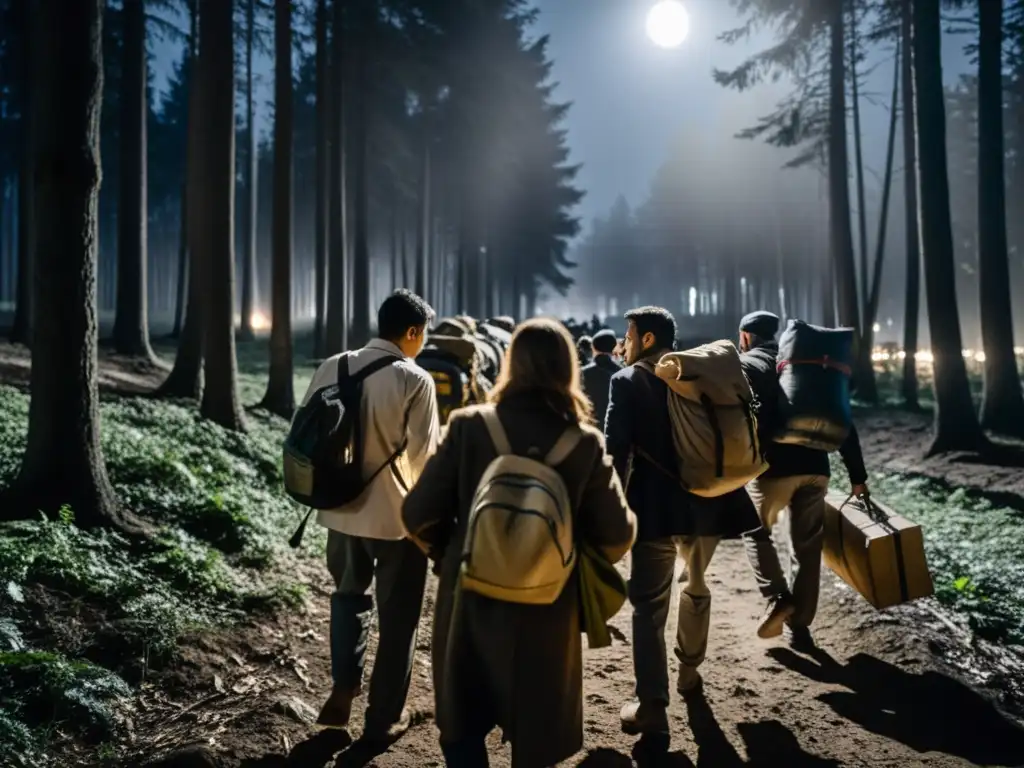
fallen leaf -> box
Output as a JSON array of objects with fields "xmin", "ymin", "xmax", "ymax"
[{"xmin": 213, "ymin": 675, "xmax": 224, "ymax": 693}]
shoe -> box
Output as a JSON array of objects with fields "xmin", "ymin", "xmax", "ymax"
[
  {"xmin": 362, "ymin": 707, "xmax": 412, "ymax": 744},
  {"xmin": 676, "ymin": 668, "xmax": 704, "ymax": 702},
  {"xmin": 784, "ymin": 623, "xmax": 815, "ymax": 653},
  {"xmin": 757, "ymin": 595, "xmax": 795, "ymax": 639},
  {"xmin": 620, "ymin": 700, "xmax": 669, "ymax": 736},
  {"xmin": 316, "ymin": 686, "xmax": 357, "ymax": 731}
]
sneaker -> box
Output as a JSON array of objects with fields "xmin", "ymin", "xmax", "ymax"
[
  {"xmin": 676, "ymin": 668, "xmax": 704, "ymax": 702},
  {"xmin": 362, "ymin": 707, "xmax": 412, "ymax": 744},
  {"xmin": 757, "ymin": 595, "xmax": 795, "ymax": 639},
  {"xmin": 620, "ymin": 700, "xmax": 670, "ymax": 736},
  {"xmin": 784, "ymin": 623, "xmax": 815, "ymax": 653},
  {"xmin": 316, "ymin": 686, "xmax": 357, "ymax": 731}
]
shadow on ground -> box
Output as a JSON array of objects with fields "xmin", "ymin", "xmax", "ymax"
[
  {"xmin": 576, "ymin": 701, "xmax": 839, "ymax": 767},
  {"xmin": 769, "ymin": 647, "xmax": 1024, "ymax": 767}
]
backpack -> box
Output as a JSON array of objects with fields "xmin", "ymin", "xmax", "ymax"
[
  {"xmin": 459, "ymin": 406, "xmax": 582, "ymax": 605},
  {"xmin": 775, "ymin": 320, "xmax": 854, "ymax": 452},
  {"xmin": 416, "ymin": 349, "xmax": 470, "ymax": 425},
  {"xmin": 282, "ymin": 353, "xmax": 406, "ymax": 513},
  {"xmin": 642, "ymin": 340, "xmax": 768, "ymax": 497}
]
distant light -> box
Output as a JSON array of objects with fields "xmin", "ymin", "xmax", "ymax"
[
  {"xmin": 974, "ymin": 351, "xmax": 986, "ymax": 363},
  {"xmin": 688, "ymin": 286, "xmax": 697, "ymax": 317},
  {"xmin": 1015, "ymin": 347, "xmax": 1024, "ymax": 356},
  {"xmin": 251, "ymin": 311, "xmax": 270, "ymax": 331},
  {"xmin": 646, "ymin": 0, "xmax": 689, "ymax": 49},
  {"xmin": 872, "ymin": 322, "xmax": 881, "ymax": 333}
]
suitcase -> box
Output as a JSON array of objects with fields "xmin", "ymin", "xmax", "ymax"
[{"xmin": 822, "ymin": 492, "xmax": 933, "ymax": 609}]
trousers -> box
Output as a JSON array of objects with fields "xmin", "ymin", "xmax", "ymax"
[{"xmin": 326, "ymin": 530, "xmax": 428, "ymax": 729}]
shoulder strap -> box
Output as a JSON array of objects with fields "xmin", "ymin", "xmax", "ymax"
[
  {"xmin": 336, "ymin": 353, "xmax": 350, "ymax": 385},
  {"xmin": 347, "ymin": 353, "xmax": 402, "ymax": 385},
  {"xmin": 480, "ymin": 406, "xmax": 512, "ymax": 455},
  {"xmin": 544, "ymin": 425, "xmax": 582, "ymax": 467}
]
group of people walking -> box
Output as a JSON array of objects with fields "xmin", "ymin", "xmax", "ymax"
[{"xmin": 292, "ymin": 289, "xmax": 868, "ymax": 767}]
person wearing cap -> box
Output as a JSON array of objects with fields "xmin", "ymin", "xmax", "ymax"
[
  {"xmin": 581, "ymin": 328, "xmax": 621, "ymax": 426},
  {"xmin": 738, "ymin": 310, "xmax": 869, "ymax": 652}
]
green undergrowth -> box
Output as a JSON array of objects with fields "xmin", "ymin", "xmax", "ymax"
[
  {"xmin": 829, "ymin": 459, "xmax": 1024, "ymax": 646},
  {"xmin": 0, "ymin": 353, "xmax": 321, "ymax": 763}
]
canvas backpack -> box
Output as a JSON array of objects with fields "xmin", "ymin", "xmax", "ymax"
[
  {"xmin": 282, "ymin": 353, "xmax": 407, "ymax": 545},
  {"xmin": 459, "ymin": 406, "xmax": 582, "ymax": 605},
  {"xmin": 641, "ymin": 340, "xmax": 768, "ymax": 497}
]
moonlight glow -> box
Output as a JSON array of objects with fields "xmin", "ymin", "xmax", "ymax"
[{"xmin": 646, "ymin": 0, "xmax": 690, "ymax": 49}]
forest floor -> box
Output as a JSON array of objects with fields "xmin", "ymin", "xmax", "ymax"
[{"xmin": 1, "ymin": 340, "xmax": 1024, "ymax": 767}]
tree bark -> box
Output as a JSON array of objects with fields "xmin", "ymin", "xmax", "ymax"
[
  {"xmin": 260, "ymin": 0, "xmax": 295, "ymax": 419},
  {"xmin": 828, "ymin": 0, "xmax": 860, "ymax": 332},
  {"xmin": 913, "ymin": 0, "xmax": 986, "ymax": 455},
  {"xmin": 977, "ymin": 0, "xmax": 1024, "ymax": 436},
  {"xmin": 313, "ymin": 0, "xmax": 329, "ymax": 358},
  {"xmin": 900, "ymin": 0, "xmax": 921, "ymax": 410},
  {"xmin": 848, "ymin": 0, "xmax": 870, "ymax": 321},
  {"xmin": 198, "ymin": 0, "xmax": 245, "ymax": 431},
  {"xmin": 350, "ymin": 15, "xmax": 371, "ymax": 346},
  {"xmin": 157, "ymin": 30, "xmax": 204, "ymax": 400},
  {"xmin": 238, "ymin": 0, "xmax": 258, "ymax": 342},
  {"xmin": 415, "ymin": 126, "xmax": 429, "ymax": 298},
  {"xmin": 2, "ymin": 0, "xmax": 143, "ymax": 532},
  {"xmin": 171, "ymin": 175, "xmax": 188, "ymax": 339},
  {"xmin": 857, "ymin": 38, "xmax": 901, "ymax": 404},
  {"xmin": 324, "ymin": 0, "xmax": 348, "ymax": 354},
  {"xmin": 112, "ymin": 0, "xmax": 156, "ymax": 361},
  {"xmin": 9, "ymin": 1, "xmax": 32, "ymax": 347}
]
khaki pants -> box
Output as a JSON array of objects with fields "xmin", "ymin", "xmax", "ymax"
[
  {"xmin": 629, "ymin": 535, "xmax": 719, "ymax": 705},
  {"xmin": 743, "ymin": 475, "xmax": 829, "ymax": 628}
]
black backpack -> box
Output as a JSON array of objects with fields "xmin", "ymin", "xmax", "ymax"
[{"xmin": 283, "ymin": 353, "xmax": 407, "ymax": 547}]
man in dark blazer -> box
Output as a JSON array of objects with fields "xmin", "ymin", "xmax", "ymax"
[
  {"xmin": 604, "ymin": 306, "xmax": 760, "ymax": 737},
  {"xmin": 581, "ymin": 328, "xmax": 621, "ymax": 426}
]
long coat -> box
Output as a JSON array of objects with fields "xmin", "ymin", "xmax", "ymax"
[{"xmin": 401, "ymin": 392, "xmax": 637, "ymax": 768}]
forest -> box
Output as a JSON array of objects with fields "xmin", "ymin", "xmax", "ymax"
[{"xmin": 0, "ymin": 0, "xmax": 1023, "ymax": 765}]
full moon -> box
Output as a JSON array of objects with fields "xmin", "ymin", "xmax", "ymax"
[{"xmin": 646, "ymin": 0, "xmax": 690, "ymax": 49}]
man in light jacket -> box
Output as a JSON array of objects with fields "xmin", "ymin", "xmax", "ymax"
[{"xmin": 302, "ymin": 289, "xmax": 440, "ymax": 741}]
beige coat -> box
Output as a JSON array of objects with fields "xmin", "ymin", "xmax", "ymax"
[{"xmin": 402, "ymin": 393, "xmax": 636, "ymax": 768}]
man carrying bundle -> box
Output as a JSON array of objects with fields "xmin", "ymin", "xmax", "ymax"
[
  {"xmin": 737, "ymin": 310, "xmax": 869, "ymax": 651},
  {"xmin": 605, "ymin": 307, "xmax": 761, "ymax": 737}
]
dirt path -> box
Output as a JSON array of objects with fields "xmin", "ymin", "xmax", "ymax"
[{"xmin": 130, "ymin": 540, "xmax": 1024, "ymax": 768}]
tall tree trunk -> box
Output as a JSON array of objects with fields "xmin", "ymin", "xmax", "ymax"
[
  {"xmin": 112, "ymin": 0, "xmax": 155, "ymax": 361},
  {"xmin": 401, "ymin": 220, "xmax": 410, "ymax": 289},
  {"xmin": 350, "ymin": 22, "xmax": 370, "ymax": 346},
  {"xmin": 9, "ymin": 3, "xmax": 32, "ymax": 347},
  {"xmin": 157, "ymin": 30, "xmax": 204, "ymax": 400},
  {"xmin": 913, "ymin": 0, "xmax": 986, "ymax": 455},
  {"xmin": 3, "ymin": 0, "xmax": 142, "ymax": 532},
  {"xmin": 313, "ymin": 0, "xmax": 328, "ymax": 358},
  {"xmin": 857, "ymin": 39, "xmax": 901, "ymax": 404},
  {"xmin": 900, "ymin": 0, "xmax": 921, "ymax": 410},
  {"xmin": 977, "ymin": 0, "xmax": 1024, "ymax": 436},
  {"xmin": 390, "ymin": 205, "xmax": 399, "ymax": 290},
  {"xmin": 171, "ymin": 177, "xmax": 188, "ymax": 339},
  {"xmin": 198, "ymin": 0, "xmax": 245, "ymax": 431},
  {"xmin": 260, "ymin": 0, "xmax": 295, "ymax": 418},
  {"xmin": 828, "ymin": 0, "xmax": 860, "ymax": 332},
  {"xmin": 238, "ymin": 0, "xmax": 258, "ymax": 341},
  {"xmin": 848, "ymin": 0, "xmax": 870, "ymax": 320},
  {"xmin": 415, "ymin": 127, "xmax": 429, "ymax": 298},
  {"xmin": 324, "ymin": 0, "xmax": 347, "ymax": 353}
]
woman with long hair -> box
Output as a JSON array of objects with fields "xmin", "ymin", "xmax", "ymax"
[{"xmin": 402, "ymin": 318, "xmax": 636, "ymax": 767}]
